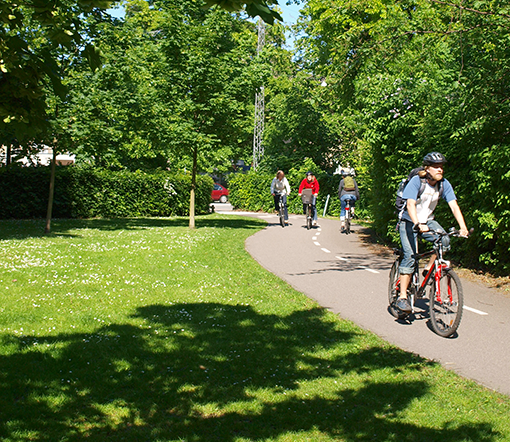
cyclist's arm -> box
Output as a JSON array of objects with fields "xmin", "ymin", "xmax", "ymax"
[
  {"xmin": 313, "ymin": 181, "xmax": 319, "ymax": 196},
  {"xmin": 448, "ymin": 200, "xmax": 469, "ymax": 237},
  {"xmin": 406, "ymin": 199, "xmax": 429, "ymax": 233},
  {"xmin": 270, "ymin": 179, "xmax": 275, "ymax": 195},
  {"xmin": 284, "ymin": 178, "xmax": 291, "ymax": 195}
]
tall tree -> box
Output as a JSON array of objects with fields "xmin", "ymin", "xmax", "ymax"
[
  {"xmin": 155, "ymin": 0, "xmax": 260, "ymax": 227},
  {"xmin": 0, "ymin": 0, "xmax": 113, "ymax": 144}
]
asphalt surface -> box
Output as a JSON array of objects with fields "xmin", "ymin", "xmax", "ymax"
[{"xmin": 214, "ymin": 203, "xmax": 510, "ymax": 397}]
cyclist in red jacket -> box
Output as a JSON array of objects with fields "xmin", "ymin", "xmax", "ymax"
[{"xmin": 298, "ymin": 172, "xmax": 320, "ymax": 226}]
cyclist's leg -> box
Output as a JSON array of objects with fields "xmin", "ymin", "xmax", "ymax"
[
  {"xmin": 282, "ymin": 194, "xmax": 288, "ymax": 221},
  {"xmin": 273, "ymin": 194, "xmax": 280, "ymax": 213},
  {"xmin": 421, "ymin": 220, "xmax": 447, "ymax": 272},
  {"xmin": 397, "ymin": 220, "xmax": 418, "ymax": 309},
  {"xmin": 423, "ymin": 220, "xmax": 450, "ymax": 249},
  {"xmin": 340, "ymin": 195, "xmax": 348, "ymax": 229},
  {"xmin": 349, "ymin": 195, "xmax": 357, "ymax": 217}
]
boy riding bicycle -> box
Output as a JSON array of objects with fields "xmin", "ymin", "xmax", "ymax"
[{"xmin": 396, "ymin": 152, "xmax": 469, "ymax": 313}]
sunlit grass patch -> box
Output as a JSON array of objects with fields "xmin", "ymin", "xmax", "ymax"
[{"xmin": 0, "ymin": 215, "xmax": 509, "ymax": 441}]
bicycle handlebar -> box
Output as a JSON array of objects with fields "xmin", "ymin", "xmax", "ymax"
[
  {"xmin": 428, "ymin": 227, "xmax": 473, "ymax": 245},
  {"xmin": 413, "ymin": 225, "xmax": 473, "ymax": 238}
]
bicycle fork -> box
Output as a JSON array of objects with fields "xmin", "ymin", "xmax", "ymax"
[{"xmin": 434, "ymin": 259, "xmax": 452, "ymax": 303}]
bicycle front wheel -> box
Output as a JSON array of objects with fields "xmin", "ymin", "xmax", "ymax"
[
  {"xmin": 429, "ymin": 269, "xmax": 463, "ymax": 337},
  {"xmin": 279, "ymin": 205, "xmax": 285, "ymax": 227},
  {"xmin": 388, "ymin": 259, "xmax": 407, "ymax": 319},
  {"xmin": 307, "ymin": 205, "xmax": 312, "ymax": 230}
]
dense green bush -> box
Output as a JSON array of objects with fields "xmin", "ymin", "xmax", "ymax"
[{"xmin": 0, "ymin": 167, "xmax": 213, "ymax": 219}]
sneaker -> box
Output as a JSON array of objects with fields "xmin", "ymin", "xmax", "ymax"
[
  {"xmin": 312, "ymin": 220, "xmax": 317, "ymax": 226},
  {"xmin": 396, "ymin": 297, "xmax": 412, "ymax": 313},
  {"xmin": 341, "ymin": 227, "xmax": 345, "ymax": 233}
]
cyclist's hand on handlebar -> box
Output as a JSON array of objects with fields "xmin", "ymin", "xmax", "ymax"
[
  {"xmin": 459, "ymin": 228, "xmax": 471, "ymax": 238},
  {"xmin": 414, "ymin": 223, "xmax": 429, "ymax": 233}
]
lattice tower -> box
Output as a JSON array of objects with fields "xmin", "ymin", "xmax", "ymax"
[{"xmin": 252, "ymin": 19, "xmax": 265, "ymax": 170}]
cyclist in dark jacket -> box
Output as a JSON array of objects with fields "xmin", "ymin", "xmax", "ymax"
[{"xmin": 338, "ymin": 170, "xmax": 360, "ymax": 233}]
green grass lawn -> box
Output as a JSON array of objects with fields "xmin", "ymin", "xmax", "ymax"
[{"xmin": 1, "ymin": 215, "xmax": 509, "ymax": 442}]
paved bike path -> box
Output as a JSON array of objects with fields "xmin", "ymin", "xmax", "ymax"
[{"xmin": 222, "ymin": 208, "xmax": 510, "ymax": 396}]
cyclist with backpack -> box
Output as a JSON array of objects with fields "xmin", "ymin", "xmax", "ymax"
[
  {"xmin": 338, "ymin": 170, "xmax": 360, "ymax": 233},
  {"xmin": 396, "ymin": 152, "xmax": 469, "ymax": 313}
]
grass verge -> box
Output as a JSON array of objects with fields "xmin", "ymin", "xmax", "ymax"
[{"xmin": 1, "ymin": 215, "xmax": 509, "ymax": 441}]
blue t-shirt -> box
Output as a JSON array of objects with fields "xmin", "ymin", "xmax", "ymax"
[{"xmin": 401, "ymin": 176, "xmax": 456, "ymax": 223}]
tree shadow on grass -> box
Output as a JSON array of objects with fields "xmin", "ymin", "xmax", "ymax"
[
  {"xmin": 0, "ymin": 303, "xmax": 500, "ymax": 441},
  {"xmin": 0, "ymin": 216, "xmax": 265, "ymax": 240}
]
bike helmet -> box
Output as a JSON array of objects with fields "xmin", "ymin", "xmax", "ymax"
[
  {"xmin": 341, "ymin": 170, "xmax": 350, "ymax": 177},
  {"xmin": 423, "ymin": 152, "xmax": 446, "ymax": 165},
  {"xmin": 306, "ymin": 171, "xmax": 313, "ymax": 176}
]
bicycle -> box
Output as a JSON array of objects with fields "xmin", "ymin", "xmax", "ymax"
[
  {"xmin": 301, "ymin": 189, "xmax": 314, "ymax": 230},
  {"xmin": 276, "ymin": 193, "xmax": 286, "ymax": 228},
  {"xmin": 388, "ymin": 227, "xmax": 468, "ymax": 338}
]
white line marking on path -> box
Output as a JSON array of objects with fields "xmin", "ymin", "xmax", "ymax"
[
  {"xmin": 336, "ymin": 256, "xmax": 349, "ymax": 261},
  {"xmin": 321, "ymin": 248, "xmax": 331, "ymax": 253},
  {"xmin": 356, "ymin": 265, "xmax": 380, "ymax": 274},
  {"xmin": 464, "ymin": 306, "xmax": 489, "ymax": 316},
  {"xmin": 314, "ymin": 241, "xmax": 321, "ymax": 246},
  {"xmin": 312, "ymin": 236, "xmax": 317, "ymax": 240}
]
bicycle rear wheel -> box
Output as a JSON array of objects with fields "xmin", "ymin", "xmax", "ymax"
[
  {"xmin": 307, "ymin": 204, "xmax": 312, "ymax": 230},
  {"xmin": 345, "ymin": 211, "xmax": 351, "ymax": 234},
  {"xmin": 388, "ymin": 259, "xmax": 407, "ymax": 319},
  {"xmin": 429, "ymin": 269, "xmax": 463, "ymax": 337}
]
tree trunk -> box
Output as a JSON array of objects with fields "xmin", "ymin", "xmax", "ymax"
[
  {"xmin": 45, "ymin": 147, "xmax": 57, "ymax": 235},
  {"xmin": 6, "ymin": 143, "xmax": 11, "ymax": 166},
  {"xmin": 189, "ymin": 144, "xmax": 198, "ymax": 229}
]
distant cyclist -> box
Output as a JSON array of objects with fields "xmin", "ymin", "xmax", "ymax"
[
  {"xmin": 298, "ymin": 171, "xmax": 320, "ymax": 226},
  {"xmin": 396, "ymin": 152, "xmax": 469, "ymax": 313},
  {"xmin": 270, "ymin": 170, "xmax": 291, "ymax": 225},
  {"xmin": 338, "ymin": 170, "xmax": 360, "ymax": 233}
]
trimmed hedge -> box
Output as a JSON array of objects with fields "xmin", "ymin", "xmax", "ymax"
[{"xmin": 0, "ymin": 167, "xmax": 213, "ymax": 219}]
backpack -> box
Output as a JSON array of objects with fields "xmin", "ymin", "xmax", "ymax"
[
  {"xmin": 343, "ymin": 176, "xmax": 356, "ymax": 191},
  {"xmin": 395, "ymin": 167, "xmax": 443, "ymax": 219}
]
